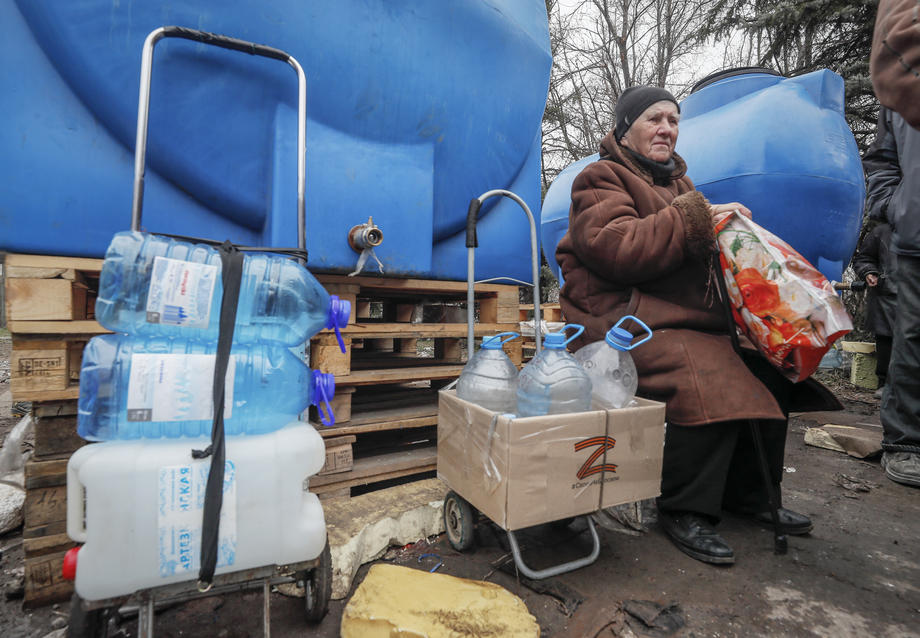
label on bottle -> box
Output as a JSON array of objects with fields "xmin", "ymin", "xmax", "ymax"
[
  {"xmin": 146, "ymin": 256, "xmax": 218, "ymax": 328},
  {"xmin": 157, "ymin": 461, "xmax": 237, "ymax": 577},
  {"xmin": 126, "ymin": 354, "xmax": 235, "ymax": 422}
]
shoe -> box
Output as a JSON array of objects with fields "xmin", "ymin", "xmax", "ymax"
[
  {"xmin": 881, "ymin": 452, "xmax": 920, "ymax": 487},
  {"xmin": 747, "ymin": 508, "xmax": 813, "ymax": 535},
  {"xmin": 659, "ymin": 511, "xmax": 735, "ymax": 565}
]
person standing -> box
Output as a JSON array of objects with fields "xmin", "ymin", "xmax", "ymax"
[
  {"xmin": 870, "ymin": 0, "xmax": 920, "ymax": 486},
  {"xmin": 851, "ymin": 219, "xmax": 897, "ymax": 399},
  {"xmin": 862, "ymin": 106, "xmax": 920, "ymax": 486}
]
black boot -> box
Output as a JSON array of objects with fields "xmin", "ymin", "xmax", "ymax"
[
  {"xmin": 659, "ymin": 511, "xmax": 735, "ymax": 565},
  {"xmin": 741, "ymin": 508, "xmax": 813, "ymax": 535}
]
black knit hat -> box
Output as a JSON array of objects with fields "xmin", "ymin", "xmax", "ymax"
[{"xmin": 614, "ymin": 86, "xmax": 680, "ymax": 141}]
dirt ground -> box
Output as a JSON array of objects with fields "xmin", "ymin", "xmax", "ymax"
[{"xmin": 1, "ymin": 334, "xmax": 918, "ymax": 637}]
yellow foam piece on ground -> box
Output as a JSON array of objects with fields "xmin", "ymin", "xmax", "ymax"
[{"xmin": 340, "ymin": 563, "xmax": 540, "ymax": 638}]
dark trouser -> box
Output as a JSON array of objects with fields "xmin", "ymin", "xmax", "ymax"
[
  {"xmin": 657, "ymin": 420, "xmax": 787, "ymax": 522},
  {"xmin": 881, "ymin": 254, "xmax": 920, "ymax": 453},
  {"xmin": 876, "ymin": 334, "xmax": 893, "ymax": 385}
]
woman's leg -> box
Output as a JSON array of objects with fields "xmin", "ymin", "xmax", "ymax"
[
  {"xmin": 657, "ymin": 421, "xmax": 740, "ymax": 521},
  {"xmin": 721, "ymin": 419, "xmax": 787, "ymax": 514}
]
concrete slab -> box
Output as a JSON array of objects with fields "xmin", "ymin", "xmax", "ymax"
[{"xmin": 322, "ymin": 478, "xmax": 448, "ymax": 599}]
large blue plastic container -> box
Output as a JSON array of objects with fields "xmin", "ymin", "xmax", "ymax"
[
  {"xmin": 1, "ymin": 1, "xmax": 551, "ymax": 283},
  {"xmin": 541, "ymin": 69, "xmax": 866, "ymax": 284}
]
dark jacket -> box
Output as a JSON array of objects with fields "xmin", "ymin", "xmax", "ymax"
[
  {"xmin": 852, "ymin": 222, "xmax": 897, "ymax": 336},
  {"xmin": 556, "ymin": 131, "xmax": 839, "ymax": 426},
  {"xmin": 863, "ymin": 107, "xmax": 920, "ymax": 257}
]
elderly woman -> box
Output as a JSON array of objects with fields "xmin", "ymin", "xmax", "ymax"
[{"xmin": 556, "ymin": 86, "xmax": 839, "ymax": 565}]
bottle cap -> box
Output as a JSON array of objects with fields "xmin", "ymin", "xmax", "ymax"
[
  {"xmin": 311, "ymin": 370, "xmax": 337, "ymax": 426},
  {"xmin": 481, "ymin": 331, "xmax": 520, "ymax": 350},
  {"xmin": 543, "ymin": 324, "xmax": 584, "ymax": 349},
  {"xmin": 326, "ymin": 296, "xmax": 352, "ymax": 353},
  {"xmin": 62, "ymin": 547, "xmax": 80, "ymax": 581},
  {"xmin": 605, "ymin": 326, "xmax": 633, "ymax": 351}
]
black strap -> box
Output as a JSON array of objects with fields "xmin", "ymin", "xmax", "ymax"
[
  {"xmin": 712, "ymin": 251, "xmax": 743, "ymax": 355},
  {"xmin": 154, "ymin": 231, "xmax": 308, "ymax": 263},
  {"xmin": 192, "ymin": 240, "xmax": 245, "ymax": 588}
]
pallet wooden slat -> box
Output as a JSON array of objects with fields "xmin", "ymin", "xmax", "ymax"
[
  {"xmin": 24, "ymin": 551, "xmax": 73, "ymax": 608},
  {"xmin": 309, "ymin": 445, "xmax": 437, "ymax": 494}
]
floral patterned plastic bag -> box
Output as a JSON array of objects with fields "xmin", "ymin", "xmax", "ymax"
[{"xmin": 715, "ymin": 212, "xmax": 852, "ymax": 383}]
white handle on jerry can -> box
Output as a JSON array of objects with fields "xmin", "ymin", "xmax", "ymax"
[{"xmin": 66, "ymin": 458, "xmax": 88, "ymax": 543}]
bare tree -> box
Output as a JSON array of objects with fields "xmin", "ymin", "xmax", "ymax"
[{"xmin": 542, "ymin": 0, "xmax": 714, "ymax": 189}]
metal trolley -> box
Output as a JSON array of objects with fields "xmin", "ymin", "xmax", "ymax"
[
  {"xmin": 439, "ymin": 189, "xmax": 601, "ymax": 580},
  {"xmin": 67, "ymin": 26, "xmax": 331, "ymax": 637}
]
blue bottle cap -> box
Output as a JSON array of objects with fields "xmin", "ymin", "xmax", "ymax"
[
  {"xmin": 326, "ymin": 295, "xmax": 351, "ymax": 353},
  {"xmin": 542, "ymin": 324, "xmax": 584, "ymax": 349},
  {"xmin": 311, "ymin": 370, "xmax": 336, "ymax": 427},
  {"xmin": 481, "ymin": 336, "xmax": 503, "ymax": 349},
  {"xmin": 543, "ymin": 332, "xmax": 567, "ymax": 349},
  {"xmin": 481, "ymin": 331, "xmax": 519, "ymax": 350},
  {"xmin": 605, "ymin": 326, "xmax": 633, "ymax": 351}
]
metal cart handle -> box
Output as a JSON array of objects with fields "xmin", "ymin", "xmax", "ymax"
[
  {"xmin": 131, "ymin": 26, "xmax": 309, "ymax": 251},
  {"xmin": 466, "ymin": 190, "xmax": 542, "ymax": 356}
]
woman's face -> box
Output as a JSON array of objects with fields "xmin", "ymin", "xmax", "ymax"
[{"xmin": 620, "ymin": 100, "xmax": 680, "ymax": 163}]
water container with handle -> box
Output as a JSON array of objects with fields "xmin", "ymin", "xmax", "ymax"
[
  {"xmin": 77, "ymin": 333, "xmax": 336, "ymax": 440},
  {"xmin": 65, "ymin": 421, "xmax": 327, "ymax": 601},
  {"xmin": 573, "ymin": 315, "xmax": 652, "ymax": 409},
  {"xmin": 457, "ymin": 331, "xmax": 521, "ymax": 413},
  {"xmin": 516, "ymin": 324, "xmax": 592, "ymax": 417},
  {"xmin": 95, "ymin": 231, "xmax": 351, "ymax": 348}
]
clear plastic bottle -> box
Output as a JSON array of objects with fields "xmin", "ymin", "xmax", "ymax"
[
  {"xmin": 457, "ymin": 331, "xmax": 520, "ymax": 413},
  {"xmin": 77, "ymin": 334, "xmax": 336, "ymax": 440},
  {"xmin": 95, "ymin": 231, "xmax": 350, "ymax": 347},
  {"xmin": 573, "ymin": 315, "xmax": 652, "ymax": 409},
  {"xmin": 516, "ymin": 324, "xmax": 592, "ymax": 417}
]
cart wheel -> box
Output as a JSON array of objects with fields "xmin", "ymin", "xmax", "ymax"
[
  {"xmin": 444, "ymin": 491, "xmax": 475, "ymax": 552},
  {"xmin": 302, "ymin": 541, "xmax": 332, "ymax": 624},
  {"xmin": 67, "ymin": 593, "xmax": 109, "ymax": 638}
]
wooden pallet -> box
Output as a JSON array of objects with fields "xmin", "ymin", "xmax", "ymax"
[
  {"xmin": 518, "ymin": 302, "xmax": 563, "ymax": 322},
  {"xmin": 309, "ymin": 386, "xmax": 440, "ymax": 499},
  {"xmin": 310, "ymin": 274, "xmax": 520, "ymax": 424},
  {"xmin": 22, "ymin": 454, "xmax": 76, "ymax": 607},
  {"xmin": 4, "ymin": 254, "xmax": 108, "ymax": 402}
]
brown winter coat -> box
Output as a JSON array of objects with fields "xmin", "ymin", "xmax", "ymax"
[
  {"xmin": 871, "ymin": 0, "xmax": 920, "ymax": 129},
  {"xmin": 556, "ymin": 132, "xmax": 839, "ymax": 426}
]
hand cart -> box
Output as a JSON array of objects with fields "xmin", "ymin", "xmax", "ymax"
[
  {"xmin": 439, "ymin": 189, "xmax": 601, "ymax": 580},
  {"xmin": 67, "ymin": 26, "xmax": 330, "ymax": 637}
]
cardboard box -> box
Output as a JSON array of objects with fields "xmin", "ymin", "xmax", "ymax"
[{"xmin": 437, "ymin": 390, "xmax": 666, "ymax": 531}]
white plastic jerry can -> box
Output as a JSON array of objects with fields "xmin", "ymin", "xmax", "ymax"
[{"xmin": 66, "ymin": 421, "xmax": 327, "ymax": 601}]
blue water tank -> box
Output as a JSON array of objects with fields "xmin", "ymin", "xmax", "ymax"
[
  {"xmin": 1, "ymin": 1, "xmax": 551, "ymax": 283},
  {"xmin": 541, "ymin": 68, "xmax": 866, "ymax": 284}
]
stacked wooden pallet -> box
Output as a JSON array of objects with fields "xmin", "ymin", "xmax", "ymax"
[
  {"xmin": 308, "ymin": 274, "xmax": 520, "ymax": 500},
  {"xmin": 518, "ymin": 302, "xmax": 565, "ymax": 358},
  {"xmin": 4, "ymin": 253, "xmax": 106, "ymax": 606}
]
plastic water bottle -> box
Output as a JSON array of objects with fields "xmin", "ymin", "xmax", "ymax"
[
  {"xmin": 457, "ymin": 332, "xmax": 520, "ymax": 413},
  {"xmin": 77, "ymin": 334, "xmax": 336, "ymax": 440},
  {"xmin": 573, "ymin": 315, "xmax": 652, "ymax": 409},
  {"xmin": 516, "ymin": 324, "xmax": 592, "ymax": 417},
  {"xmin": 95, "ymin": 231, "xmax": 350, "ymax": 347}
]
